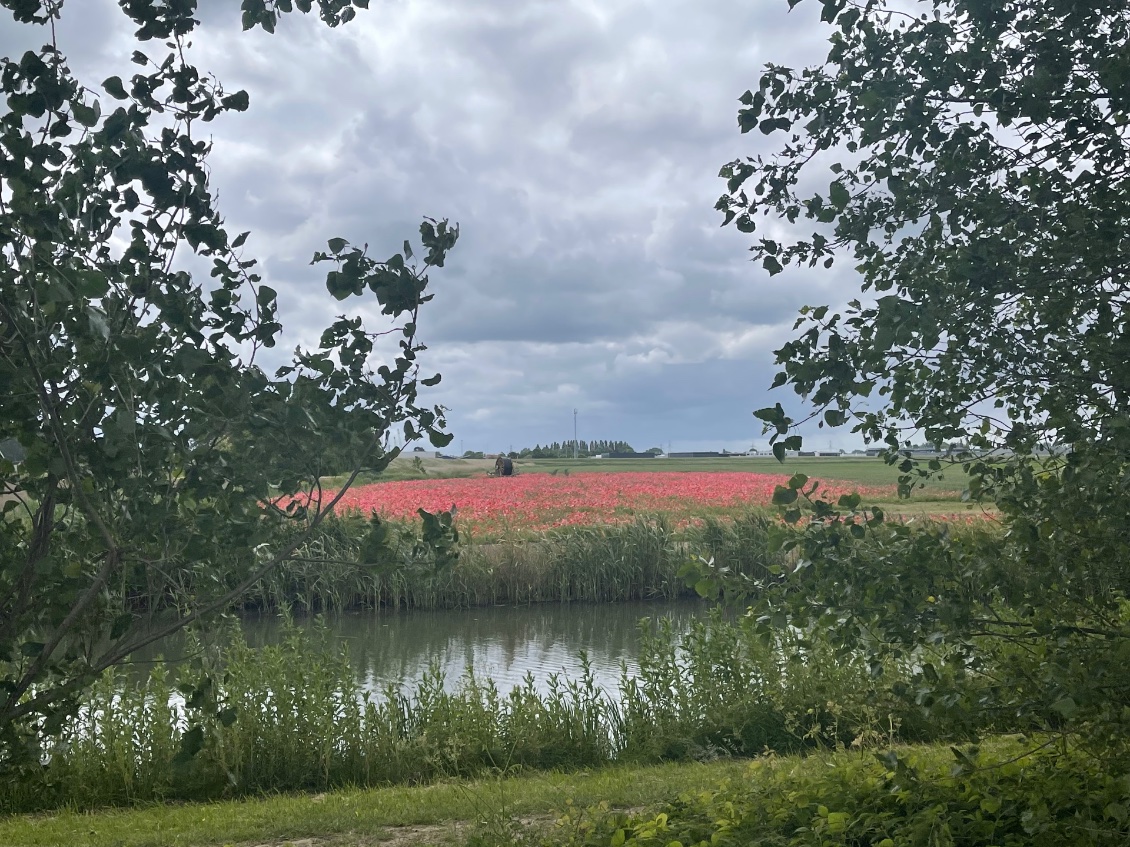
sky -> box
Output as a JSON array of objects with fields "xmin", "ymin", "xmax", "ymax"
[{"xmin": 6, "ymin": 0, "xmax": 867, "ymax": 455}]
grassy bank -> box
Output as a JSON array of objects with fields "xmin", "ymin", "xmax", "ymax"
[
  {"xmin": 0, "ymin": 606, "xmax": 992, "ymax": 816},
  {"xmin": 3, "ymin": 739, "xmax": 1125, "ymax": 847},
  {"xmin": 243, "ymin": 510, "xmax": 994, "ymax": 614},
  {"xmin": 0, "ymin": 759, "xmax": 750, "ymax": 847}
]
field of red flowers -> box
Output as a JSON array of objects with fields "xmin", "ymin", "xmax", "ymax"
[{"xmin": 315, "ymin": 471, "xmax": 896, "ymax": 537}]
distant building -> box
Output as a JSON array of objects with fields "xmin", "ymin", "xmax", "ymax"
[
  {"xmin": 668, "ymin": 451, "xmax": 727, "ymax": 458},
  {"xmin": 606, "ymin": 451, "xmax": 652, "ymax": 459}
]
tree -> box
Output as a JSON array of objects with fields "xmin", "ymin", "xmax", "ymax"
[
  {"xmin": 0, "ymin": 0, "xmax": 457, "ymax": 766},
  {"xmin": 712, "ymin": 0, "xmax": 1130, "ymax": 745}
]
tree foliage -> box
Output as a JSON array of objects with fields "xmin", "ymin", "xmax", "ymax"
[
  {"xmin": 0, "ymin": 0, "xmax": 456, "ymax": 765},
  {"xmin": 710, "ymin": 0, "xmax": 1130, "ymax": 748}
]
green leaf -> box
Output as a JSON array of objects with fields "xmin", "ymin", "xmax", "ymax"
[
  {"xmin": 828, "ymin": 180, "xmax": 850, "ymax": 208},
  {"xmin": 221, "ymin": 90, "xmax": 250, "ymax": 111},
  {"xmin": 327, "ymin": 237, "xmax": 348, "ymax": 254},
  {"xmin": 172, "ymin": 725, "xmax": 205, "ymax": 765},
  {"xmin": 109, "ymin": 613, "xmax": 133, "ymax": 640},
  {"xmin": 1051, "ymin": 696, "xmax": 1078, "ymax": 718},
  {"xmin": 694, "ymin": 578, "xmax": 718, "ymax": 598},
  {"xmin": 826, "ymin": 812, "xmax": 850, "ymax": 833},
  {"xmin": 102, "ymin": 76, "xmax": 128, "ymax": 99},
  {"xmin": 753, "ymin": 404, "xmax": 785, "ymax": 425},
  {"xmin": 823, "ymin": 409, "xmax": 847, "ymax": 427},
  {"xmin": 772, "ymin": 485, "xmax": 798, "ymax": 505},
  {"xmin": 428, "ymin": 430, "xmax": 454, "ymax": 448},
  {"xmin": 71, "ymin": 98, "xmax": 100, "ymax": 127}
]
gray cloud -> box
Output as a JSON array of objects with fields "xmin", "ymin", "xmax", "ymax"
[{"xmin": 5, "ymin": 0, "xmax": 869, "ymax": 453}]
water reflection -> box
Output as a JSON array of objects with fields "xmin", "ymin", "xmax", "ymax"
[
  {"xmin": 135, "ymin": 600, "xmax": 711, "ymax": 697},
  {"xmin": 247, "ymin": 600, "xmax": 709, "ymax": 696}
]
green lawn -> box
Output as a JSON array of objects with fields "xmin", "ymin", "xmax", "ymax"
[
  {"xmin": 0, "ymin": 759, "xmax": 752, "ymax": 847},
  {"xmin": 522, "ymin": 455, "xmax": 970, "ymax": 494}
]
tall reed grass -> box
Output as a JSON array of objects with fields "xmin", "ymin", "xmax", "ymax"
[
  {"xmin": 0, "ymin": 611, "xmax": 983, "ymax": 814},
  {"xmin": 240, "ymin": 512, "xmax": 780, "ymax": 613}
]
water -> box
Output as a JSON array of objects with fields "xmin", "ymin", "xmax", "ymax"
[{"xmin": 130, "ymin": 599, "xmax": 712, "ymax": 698}]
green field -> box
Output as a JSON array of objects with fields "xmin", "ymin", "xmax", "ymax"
[
  {"xmin": 366, "ymin": 454, "xmax": 971, "ymax": 494},
  {"xmin": 520, "ymin": 455, "xmax": 970, "ymax": 493}
]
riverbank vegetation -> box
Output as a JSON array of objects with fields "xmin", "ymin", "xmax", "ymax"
[
  {"xmin": 139, "ymin": 505, "xmax": 986, "ymax": 614},
  {"xmin": 0, "ymin": 599, "xmax": 999, "ymax": 816},
  {"xmin": 2, "ymin": 736, "xmax": 1125, "ymax": 847},
  {"xmin": 246, "ymin": 511, "xmax": 772, "ymax": 612}
]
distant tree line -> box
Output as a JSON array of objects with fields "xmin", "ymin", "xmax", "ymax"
[
  {"xmin": 458, "ymin": 441, "xmax": 670, "ymax": 459},
  {"xmin": 513, "ymin": 440, "xmax": 635, "ymax": 459},
  {"xmin": 479, "ymin": 441, "xmax": 663, "ymax": 459}
]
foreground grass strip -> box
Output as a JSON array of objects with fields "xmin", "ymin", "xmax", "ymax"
[{"xmin": 0, "ymin": 759, "xmax": 751, "ymax": 847}]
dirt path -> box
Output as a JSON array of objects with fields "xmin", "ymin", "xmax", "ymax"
[
  {"xmin": 242, "ymin": 824, "xmax": 467, "ymax": 847},
  {"xmin": 240, "ymin": 812, "xmax": 564, "ymax": 847}
]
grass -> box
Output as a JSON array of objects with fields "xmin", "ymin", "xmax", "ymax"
[
  {"xmin": 0, "ymin": 759, "xmax": 752, "ymax": 847},
  {"xmin": 322, "ymin": 457, "xmax": 500, "ymax": 486},
  {"xmin": 7, "ymin": 738, "xmax": 1117, "ymax": 847},
  {"xmin": 523, "ymin": 456, "xmax": 971, "ymax": 495}
]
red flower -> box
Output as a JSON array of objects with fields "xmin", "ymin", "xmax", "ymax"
[{"xmin": 306, "ymin": 472, "xmax": 899, "ymax": 537}]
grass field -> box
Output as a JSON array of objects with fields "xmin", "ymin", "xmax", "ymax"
[
  {"xmin": 370, "ymin": 454, "xmax": 971, "ymax": 494},
  {"xmin": 524, "ymin": 455, "xmax": 970, "ymax": 493}
]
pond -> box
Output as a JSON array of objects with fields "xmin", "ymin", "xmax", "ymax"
[{"xmin": 130, "ymin": 599, "xmax": 714, "ymax": 698}]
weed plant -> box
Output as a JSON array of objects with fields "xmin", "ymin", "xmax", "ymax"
[{"xmin": 550, "ymin": 740, "xmax": 1130, "ymax": 846}]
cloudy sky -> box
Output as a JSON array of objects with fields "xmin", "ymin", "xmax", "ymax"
[{"xmin": 10, "ymin": 0, "xmax": 864, "ymax": 454}]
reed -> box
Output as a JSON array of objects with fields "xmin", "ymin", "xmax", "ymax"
[{"xmin": 232, "ymin": 511, "xmax": 781, "ymax": 613}]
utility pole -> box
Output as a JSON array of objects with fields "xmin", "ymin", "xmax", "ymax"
[{"xmin": 573, "ymin": 409, "xmax": 578, "ymax": 460}]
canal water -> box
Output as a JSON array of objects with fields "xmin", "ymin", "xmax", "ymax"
[{"xmin": 133, "ymin": 599, "xmax": 713, "ymax": 698}]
